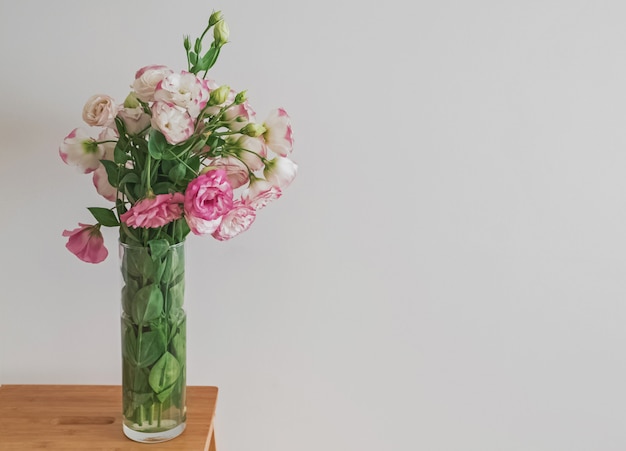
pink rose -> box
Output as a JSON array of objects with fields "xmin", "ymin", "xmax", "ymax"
[
  {"xmin": 133, "ymin": 65, "xmax": 173, "ymax": 102},
  {"xmin": 82, "ymin": 94, "xmax": 117, "ymax": 127},
  {"xmin": 62, "ymin": 223, "xmax": 108, "ymax": 264},
  {"xmin": 263, "ymin": 108, "xmax": 294, "ymax": 156},
  {"xmin": 211, "ymin": 201, "xmax": 256, "ymax": 241},
  {"xmin": 242, "ymin": 178, "xmax": 282, "ymax": 210},
  {"xmin": 59, "ymin": 128, "xmax": 104, "ymax": 174},
  {"xmin": 150, "ymin": 101, "xmax": 194, "ymax": 144},
  {"xmin": 184, "ymin": 169, "xmax": 234, "ymax": 235},
  {"xmin": 120, "ymin": 193, "xmax": 185, "ymax": 228}
]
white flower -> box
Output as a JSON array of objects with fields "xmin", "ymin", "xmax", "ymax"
[
  {"xmin": 232, "ymin": 135, "xmax": 266, "ymax": 172},
  {"xmin": 154, "ymin": 71, "xmax": 209, "ymax": 119},
  {"xmin": 263, "ymin": 108, "xmax": 294, "ymax": 156},
  {"xmin": 210, "ymin": 156, "xmax": 250, "ymax": 189},
  {"xmin": 133, "ymin": 65, "xmax": 173, "ymax": 102},
  {"xmin": 211, "ymin": 201, "xmax": 256, "ymax": 241},
  {"xmin": 92, "ymin": 164, "xmax": 117, "ymax": 202},
  {"xmin": 82, "ymin": 94, "xmax": 117, "ymax": 127},
  {"xmin": 150, "ymin": 101, "xmax": 194, "ymax": 144},
  {"xmin": 241, "ymin": 178, "xmax": 282, "ymax": 210},
  {"xmin": 97, "ymin": 127, "xmax": 118, "ymax": 161},
  {"xmin": 223, "ymin": 101, "xmax": 256, "ymax": 132},
  {"xmin": 59, "ymin": 128, "xmax": 104, "ymax": 174},
  {"xmin": 118, "ymin": 106, "xmax": 151, "ymax": 135},
  {"xmin": 263, "ymin": 157, "xmax": 298, "ymax": 189}
]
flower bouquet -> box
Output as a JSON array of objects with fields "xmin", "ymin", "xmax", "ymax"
[{"xmin": 58, "ymin": 10, "xmax": 296, "ymax": 443}]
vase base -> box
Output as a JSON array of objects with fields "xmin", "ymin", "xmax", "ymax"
[{"xmin": 123, "ymin": 421, "xmax": 186, "ymax": 443}]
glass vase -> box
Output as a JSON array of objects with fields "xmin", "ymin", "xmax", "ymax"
[{"xmin": 119, "ymin": 241, "xmax": 187, "ymax": 443}]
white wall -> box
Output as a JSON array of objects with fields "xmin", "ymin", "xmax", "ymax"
[{"xmin": 2, "ymin": 1, "xmax": 626, "ymax": 450}]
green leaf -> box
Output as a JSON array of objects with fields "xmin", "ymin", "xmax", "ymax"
[
  {"xmin": 148, "ymin": 239, "xmax": 170, "ymax": 261},
  {"xmin": 170, "ymin": 331, "xmax": 186, "ymax": 364},
  {"xmin": 168, "ymin": 163, "xmax": 187, "ymax": 183},
  {"xmin": 121, "ymin": 318, "xmax": 137, "ymax": 363},
  {"xmin": 189, "ymin": 51, "xmax": 198, "ymax": 65},
  {"xmin": 136, "ymin": 329, "xmax": 167, "ymax": 368},
  {"xmin": 124, "ymin": 247, "xmax": 152, "ymax": 279},
  {"xmin": 121, "ymin": 279, "xmax": 138, "ymax": 314},
  {"xmin": 114, "ymin": 116, "xmax": 128, "ymax": 136},
  {"xmin": 168, "ymin": 282, "xmax": 185, "ymax": 310},
  {"xmin": 153, "ymin": 182, "xmax": 177, "ymax": 195},
  {"xmin": 148, "ymin": 352, "xmax": 181, "ymax": 394},
  {"xmin": 163, "ymin": 248, "xmax": 185, "ymax": 283},
  {"xmin": 206, "ymin": 135, "xmax": 225, "ymax": 151},
  {"xmin": 119, "ymin": 172, "xmax": 140, "ymax": 185},
  {"xmin": 114, "ymin": 142, "xmax": 129, "ymax": 165},
  {"xmin": 135, "ymin": 138, "xmax": 149, "ymax": 155},
  {"xmin": 133, "ymin": 183, "xmax": 146, "ymax": 200},
  {"xmin": 100, "ymin": 159, "xmax": 120, "ymax": 187},
  {"xmin": 168, "ymin": 309, "xmax": 186, "ymax": 342},
  {"xmin": 123, "ymin": 365, "xmax": 151, "ymax": 397},
  {"xmin": 156, "ymin": 384, "xmax": 176, "ymax": 403},
  {"xmin": 186, "ymin": 155, "xmax": 201, "ymax": 177},
  {"xmin": 132, "ymin": 284, "xmax": 164, "ymax": 324},
  {"xmin": 148, "ymin": 129, "xmax": 168, "ymax": 159},
  {"xmin": 87, "ymin": 207, "xmax": 119, "ymax": 227},
  {"xmin": 195, "ymin": 46, "xmax": 220, "ymax": 72}
]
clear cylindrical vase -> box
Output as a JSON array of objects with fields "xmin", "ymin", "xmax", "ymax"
[{"xmin": 119, "ymin": 241, "xmax": 187, "ymax": 443}]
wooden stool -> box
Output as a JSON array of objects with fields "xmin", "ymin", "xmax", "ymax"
[{"xmin": 0, "ymin": 385, "xmax": 218, "ymax": 450}]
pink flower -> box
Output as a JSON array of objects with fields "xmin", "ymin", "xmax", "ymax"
[
  {"xmin": 150, "ymin": 101, "xmax": 194, "ymax": 144},
  {"xmin": 242, "ymin": 177, "xmax": 282, "ymax": 210},
  {"xmin": 154, "ymin": 71, "xmax": 209, "ymax": 119},
  {"xmin": 59, "ymin": 128, "xmax": 104, "ymax": 174},
  {"xmin": 263, "ymin": 157, "xmax": 298, "ymax": 189},
  {"xmin": 117, "ymin": 106, "xmax": 151, "ymax": 135},
  {"xmin": 210, "ymin": 156, "xmax": 250, "ymax": 189},
  {"xmin": 133, "ymin": 65, "xmax": 173, "ymax": 102},
  {"xmin": 120, "ymin": 193, "xmax": 185, "ymax": 228},
  {"xmin": 62, "ymin": 223, "xmax": 108, "ymax": 264},
  {"xmin": 263, "ymin": 108, "xmax": 294, "ymax": 157},
  {"xmin": 184, "ymin": 169, "xmax": 234, "ymax": 235},
  {"xmin": 92, "ymin": 165, "xmax": 117, "ymax": 202},
  {"xmin": 212, "ymin": 201, "xmax": 256, "ymax": 241},
  {"xmin": 97, "ymin": 127, "xmax": 118, "ymax": 161},
  {"xmin": 82, "ymin": 94, "xmax": 117, "ymax": 127}
]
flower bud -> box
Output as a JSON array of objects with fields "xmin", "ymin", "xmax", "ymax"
[
  {"xmin": 234, "ymin": 90, "xmax": 248, "ymax": 105},
  {"xmin": 183, "ymin": 35, "xmax": 191, "ymax": 52},
  {"xmin": 213, "ymin": 20, "xmax": 229, "ymax": 47},
  {"xmin": 209, "ymin": 85, "xmax": 230, "ymax": 106},
  {"xmin": 123, "ymin": 92, "xmax": 141, "ymax": 109},
  {"xmin": 240, "ymin": 123, "xmax": 266, "ymax": 137},
  {"xmin": 194, "ymin": 37, "xmax": 202, "ymax": 54},
  {"xmin": 209, "ymin": 10, "xmax": 223, "ymax": 27}
]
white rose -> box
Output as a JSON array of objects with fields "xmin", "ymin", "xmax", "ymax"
[
  {"xmin": 82, "ymin": 94, "xmax": 117, "ymax": 127},
  {"xmin": 132, "ymin": 65, "xmax": 173, "ymax": 102}
]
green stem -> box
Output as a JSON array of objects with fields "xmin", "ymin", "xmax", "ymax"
[
  {"xmin": 136, "ymin": 326, "xmax": 143, "ymax": 370},
  {"xmin": 167, "ymin": 149, "xmax": 199, "ymax": 177},
  {"xmin": 93, "ymin": 139, "xmax": 118, "ymax": 145},
  {"xmin": 145, "ymin": 154, "xmax": 152, "ymax": 193}
]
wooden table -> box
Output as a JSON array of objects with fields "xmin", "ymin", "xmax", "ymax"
[{"xmin": 0, "ymin": 385, "xmax": 218, "ymax": 450}]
